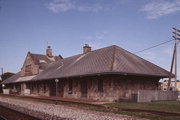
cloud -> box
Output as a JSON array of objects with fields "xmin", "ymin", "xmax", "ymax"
[
  {"xmin": 46, "ymin": 0, "xmax": 74, "ymax": 13},
  {"xmin": 141, "ymin": 0, "xmax": 180, "ymax": 19},
  {"xmin": 95, "ymin": 31, "xmax": 108, "ymax": 40},
  {"xmin": 81, "ymin": 31, "xmax": 111, "ymax": 49},
  {"xmin": 81, "ymin": 36, "xmax": 104, "ymax": 49},
  {"xmin": 77, "ymin": 4, "xmax": 104, "ymax": 12},
  {"xmin": 82, "ymin": 31, "xmax": 109, "ymax": 42},
  {"xmin": 88, "ymin": 42, "xmax": 104, "ymax": 49},
  {"xmin": 46, "ymin": 0, "xmax": 105, "ymax": 13}
]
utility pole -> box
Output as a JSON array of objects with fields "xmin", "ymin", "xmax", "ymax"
[
  {"xmin": 1, "ymin": 68, "xmax": 3, "ymax": 75},
  {"xmin": 1, "ymin": 67, "xmax": 3, "ymax": 81},
  {"xmin": 168, "ymin": 27, "xmax": 180, "ymax": 91}
]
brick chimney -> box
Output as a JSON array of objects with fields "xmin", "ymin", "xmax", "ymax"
[
  {"xmin": 46, "ymin": 46, "xmax": 52, "ymax": 57},
  {"xmin": 83, "ymin": 44, "xmax": 91, "ymax": 54}
]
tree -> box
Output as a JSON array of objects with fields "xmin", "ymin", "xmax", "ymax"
[
  {"xmin": 0, "ymin": 72, "xmax": 15, "ymax": 93},
  {"xmin": 1, "ymin": 72, "xmax": 15, "ymax": 81}
]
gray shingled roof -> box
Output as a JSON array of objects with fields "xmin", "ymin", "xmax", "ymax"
[
  {"xmin": 2, "ymin": 45, "xmax": 170, "ymax": 84},
  {"xmin": 2, "ymin": 72, "xmax": 21, "ymax": 83},
  {"xmin": 30, "ymin": 53, "xmax": 60, "ymax": 70}
]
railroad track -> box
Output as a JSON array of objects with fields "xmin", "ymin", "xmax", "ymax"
[
  {"xmin": 0, "ymin": 115, "xmax": 7, "ymax": 120},
  {"xmin": 23, "ymin": 96, "xmax": 180, "ymax": 117},
  {"xmin": 1, "ymin": 94, "xmax": 180, "ymax": 117},
  {"xmin": 0, "ymin": 105, "xmax": 40, "ymax": 120}
]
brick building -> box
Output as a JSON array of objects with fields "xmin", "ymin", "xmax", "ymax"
[{"xmin": 2, "ymin": 45, "xmax": 171, "ymax": 101}]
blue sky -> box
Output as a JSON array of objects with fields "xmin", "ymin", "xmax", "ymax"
[{"xmin": 0, "ymin": 0, "xmax": 180, "ymax": 79}]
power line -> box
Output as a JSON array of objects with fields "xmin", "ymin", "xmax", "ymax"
[{"xmin": 134, "ymin": 39, "xmax": 174, "ymax": 54}]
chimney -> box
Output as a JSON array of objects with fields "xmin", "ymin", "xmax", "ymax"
[
  {"xmin": 83, "ymin": 44, "xmax": 91, "ymax": 54},
  {"xmin": 46, "ymin": 46, "xmax": 52, "ymax": 57}
]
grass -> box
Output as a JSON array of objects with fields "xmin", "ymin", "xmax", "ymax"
[
  {"xmin": 101, "ymin": 101, "xmax": 180, "ymax": 120},
  {"xmin": 104, "ymin": 101, "xmax": 180, "ymax": 113},
  {"xmin": 1, "ymin": 94, "xmax": 180, "ymax": 120},
  {"xmin": 95, "ymin": 109, "xmax": 180, "ymax": 120}
]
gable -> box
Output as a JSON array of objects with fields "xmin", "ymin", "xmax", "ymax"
[
  {"xmin": 20, "ymin": 53, "xmax": 39, "ymax": 76},
  {"xmin": 30, "ymin": 53, "xmax": 60, "ymax": 70}
]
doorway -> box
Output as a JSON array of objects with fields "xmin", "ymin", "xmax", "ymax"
[
  {"xmin": 81, "ymin": 80, "xmax": 87, "ymax": 98},
  {"xmin": 49, "ymin": 80, "xmax": 64, "ymax": 97}
]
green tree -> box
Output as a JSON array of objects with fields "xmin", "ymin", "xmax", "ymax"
[
  {"xmin": 1, "ymin": 72, "xmax": 15, "ymax": 81},
  {"xmin": 0, "ymin": 72, "xmax": 15, "ymax": 93}
]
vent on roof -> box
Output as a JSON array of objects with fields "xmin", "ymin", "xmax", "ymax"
[
  {"xmin": 59, "ymin": 54, "xmax": 63, "ymax": 59},
  {"xmin": 83, "ymin": 44, "xmax": 91, "ymax": 54}
]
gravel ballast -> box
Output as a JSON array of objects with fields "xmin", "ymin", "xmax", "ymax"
[{"xmin": 0, "ymin": 96, "xmax": 147, "ymax": 120}]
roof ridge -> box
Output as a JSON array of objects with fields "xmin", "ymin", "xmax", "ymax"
[
  {"xmin": 110, "ymin": 45, "xmax": 116, "ymax": 71},
  {"xmin": 26, "ymin": 45, "xmax": 120, "ymax": 61},
  {"xmin": 29, "ymin": 53, "xmax": 45, "ymax": 56},
  {"xmin": 30, "ymin": 53, "xmax": 60, "ymax": 59},
  {"xmin": 62, "ymin": 53, "xmax": 83, "ymax": 60},
  {"xmin": 119, "ymin": 46, "xmax": 169, "ymax": 73},
  {"xmin": 61, "ymin": 45, "xmax": 115, "ymax": 60}
]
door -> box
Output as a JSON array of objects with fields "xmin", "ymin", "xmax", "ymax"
[
  {"xmin": 81, "ymin": 80, "xmax": 87, "ymax": 98},
  {"xmin": 49, "ymin": 81, "xmax": 56, "ymax": 96},
  {"xmin": 49, "ymin": 80, "xmax": 64, "ymax": 97},
  {"xmin": 58, "ymin": 80, "xmax": 64, "ymax": 97}
]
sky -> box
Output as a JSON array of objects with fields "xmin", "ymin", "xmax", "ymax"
[{"xmin": 0, "ymin": 0, "xmax": 180, "ymax": 80}]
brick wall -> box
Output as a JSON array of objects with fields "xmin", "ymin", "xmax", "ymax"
[
  {"xmin": 58, "ymin": 75, "xmax": 160, "ymax": 102},
  {"xmin": 5, "ymin": 75, "xmax": 161, "ymax": 102},
  {"xmin": 20, "ymin": 53, "xmax": 39, "ymax": 77}
]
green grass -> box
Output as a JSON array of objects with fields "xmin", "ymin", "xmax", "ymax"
[
  {"xmin": 96, "ymin": 109, "xmax": 180, "ymax": 120},
  {"xmin": 102, "ymin": 101, "xmax": 180, "ymax": 120},
  {"xmin": 104, "ymin": 101, "xmax": 180, "ymax": 113}
]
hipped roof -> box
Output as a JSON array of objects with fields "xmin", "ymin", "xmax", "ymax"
[{"xmin": 3, "ymin": 45, "xmax": 170, "ymax": 84}]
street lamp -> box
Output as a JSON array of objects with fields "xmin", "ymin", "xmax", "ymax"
[
  {"xmin": 55, "ymin": 79, "xmax": 59, "ymax": 104},
  {"xmin": 2, "ymin": 84, "xmax": 5, "ymax": 88}
]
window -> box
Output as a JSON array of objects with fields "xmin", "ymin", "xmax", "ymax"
[
  {"xmin": 98, "ymin": 79, "xmax": 103, "ymax": 92},
  {"xmin": 68, "ymin": 79, "xmax": 73, "ymax": 94},
  {"xmin": 170, "ymin": 87, "xmax": 173, "ymax": 91},
  {"xmin": 26, "ymin": 83, "xmax": 30, "ymax": 89},
  {"xmin": 37, "ymin": 84, "xmax": 39, "ymax": 93},
  {"xmin": 44, "ymin": 83, "xmax": 46, "ymax": 93},
  {"xmin": 31, "ymin": 83, "xmax": 34, "ymax": 93}
]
